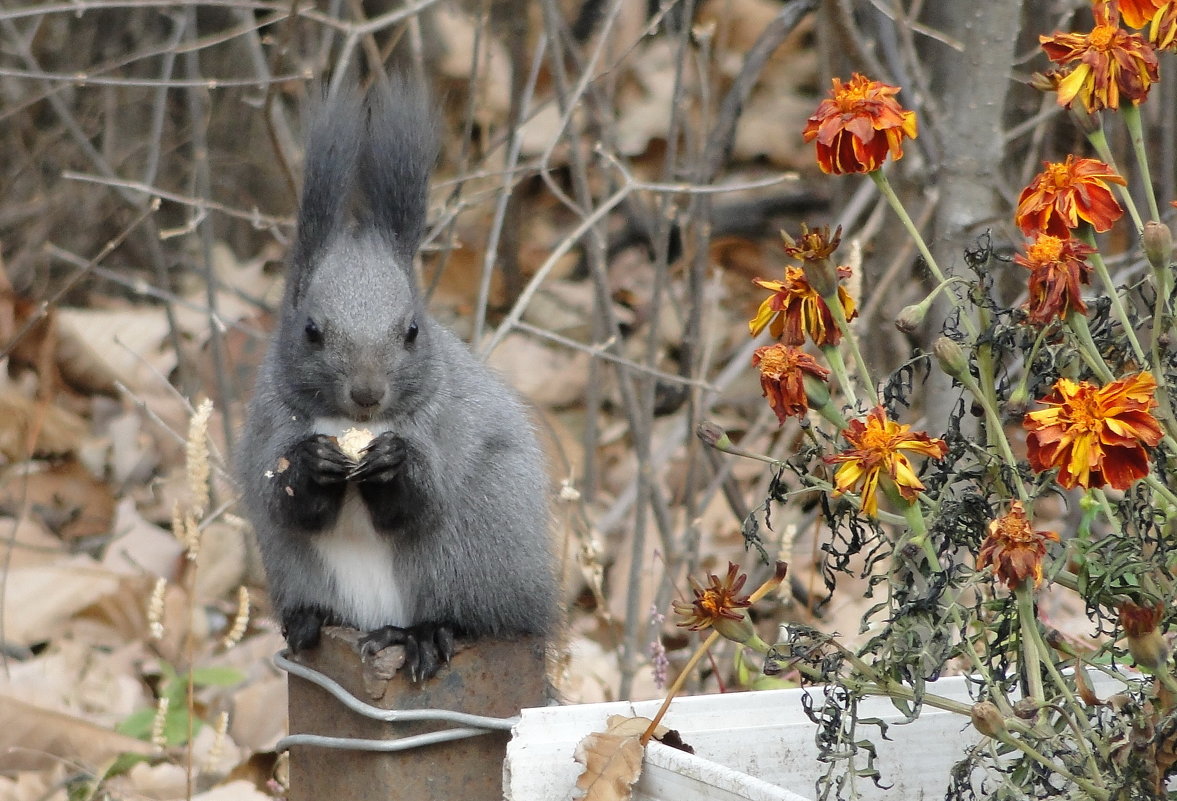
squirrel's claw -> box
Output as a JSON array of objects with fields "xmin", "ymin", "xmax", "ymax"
[
  {"xmin": 360, "ymin": 622, "xmax": 453, "ymax": 682},
  {"xmin": 347, "ymin": 432, "xmax": 406, "ymax": 483},
  {"xmin": 294, "ymin": 435, "xmax": 353, "ymax": 485}
]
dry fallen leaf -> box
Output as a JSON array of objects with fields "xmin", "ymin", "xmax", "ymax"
[
  {"xmin": 0, "ymin": 694, "xmax": 154, "ymax": 772},
  {"xmin": 571, "ymin": 714, "xmax": 659, "ymax": 801}
]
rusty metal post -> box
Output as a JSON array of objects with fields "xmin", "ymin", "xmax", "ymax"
[{"xmin": 283, "ymin": 627, "xmax": 549, "ymax": 801}]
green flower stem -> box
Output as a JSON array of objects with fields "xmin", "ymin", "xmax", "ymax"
[
  {"xmin": 1148, "ymin": 275, "xmax": 1177, "ymax": 443},
  {"xmin": 1120, "ymin": 103, "xmax": 1161, "ymax": 223},
  {"xmin": 1077, "ymin": 228, "xmax": 1148, "ymax": 364},
  {"xmin": 825, "ymin": 295, "xmax": 877, "ymax": 406},
  {"xmin": 901, "ymin": 498, "xmax": 942, "ymax": 570},
  {"xmin": 869, "ymin": 170, "xmax": 980, "ymax": 340},
  {"xmin": 1011, "ymin": 326, "xmax": 1051, "ymax": 404},
  {"xmin": 820, "ymin": 343, "xmax": 858, "ymax": 407},
  {"xmin": 1065, "ymin": 312, "xmax": 1114, "ymax": 383},
  {"xmin": 1024, "ymin": 614, "xmax": 1102, "ymax": 774},
  {"xmin": 1085, "ymin": 126, "xmax": 1144, "ymax": 234},
  {"xmin": 954, "ymin": 369, "xmax": 1029, "ymax": 502},
  {"xmin": 1143, "ymin": 474, "xmax": 1177, "ymax": 513},
  {"xmin": 1015, "ymin": 583, "xmax": 1046, "ymax": 712},
  {"xmin": 991, "ymin": 727, "xmax": 1110, "ymax": 801}
]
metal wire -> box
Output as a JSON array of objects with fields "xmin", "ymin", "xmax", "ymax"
[{"xmin": 272, "ymin": 650, "xmax": 519, "ymax": 753}]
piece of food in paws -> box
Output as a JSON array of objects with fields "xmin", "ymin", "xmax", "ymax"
[{"xmin": 336, "ymin": 427, "xmax": 375, "ymax": 462}]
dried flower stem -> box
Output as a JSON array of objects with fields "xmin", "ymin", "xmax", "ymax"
[{"xmin": 639, "ymin": 630, "xmax": 721, "ymax": 746}]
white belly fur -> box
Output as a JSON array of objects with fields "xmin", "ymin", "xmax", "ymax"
[{"xmin": 311, "ymin": 417, "xmax": 409, "ymax": 631}]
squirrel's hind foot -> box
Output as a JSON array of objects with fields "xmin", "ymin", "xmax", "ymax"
[{"xmin": 360, "ymin": 622, "xmax": 454, "ymax": 682}]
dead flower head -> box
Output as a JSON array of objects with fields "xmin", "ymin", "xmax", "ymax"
[
  {"xmin": 802, "ymin": 73, "xmax": 918, "ymax": 175},
  {"xmin": 825, "ymin": 406, "xmax": 948, "ymax": 517},
  {"xmin": 749, "ymin": 266, "xmax": 857, "ymax": 346},
  {"xmin": 1016, "ymin": 155, "xmax": 1126, "ymax": 238},
  {"xmin": 976, "ymin": 501, "xmax": 1060, "ymax": 590},
  {"xmin": 752, "ymin": 344, "xmax": 831, "ymax": 424},
  {"xmin": 1024, "ymin": 372, "xmax": 1163, "ymax": 490},
  {"xmin": 1118, "ymin": 601, "xmax": 1171, "ymax": 671},
  {"xmin": 1015, "ymin": 233, "xmax": 1097, "ymax": 325},
  {"xmin": 1040, "ymin": 1, "xmax": 1159, "ymax": 111},
  {"xmin": 673, "ymin": 562, "xmax": 750, "ymax": 630}
]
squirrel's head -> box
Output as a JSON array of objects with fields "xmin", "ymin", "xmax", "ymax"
[{"xmin": 277, "ymin": 233, "xmax": 434, "ymax": 421}]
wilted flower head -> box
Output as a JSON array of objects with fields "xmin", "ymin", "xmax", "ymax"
[
  {"xmin": 1040, "ymin": 1, "xmax": 1159, "ymax": 111},
  {"xmin": 749, "ymin": 266, "xmax": 857, "ymax": 346},
  {"xmin": 671, "ymin": 562, "xmax": 762, "ymax": 646},
  {"xmin": 1118, "ymin": 600, "xmax": 1170, "ymax": 671},
  {"xmin": 1149, "ymin": 3, "xmax": 1177, "ymax": 50},
  {"xmin": 802, "ymin": 73, "xmax": 918, "ymax": 175},
  {"xmin": 752, "ymin": 344, "xmax": 830, "ymax": 424},
  {"xmin": 1016, "ymin": 156, "xmax": 1126, "ymax": 238},
  {"xmin": 1014, "ymin": 233, "xmax": 1096, "ymax": 325},
  {"xmin": 976, "ymin": 501, "xmax": 1060, "ymax": 590},
  {"xmin": 782, "ymin": 224, "xmax": 843, "ymax": 298},
  {"xmin": 1024, "ymin": 372, "xmax": 1162, "ymax": 490},
  {"xmin": 825, "ymin": 406, "xmax": 948, "ymax": 517}
]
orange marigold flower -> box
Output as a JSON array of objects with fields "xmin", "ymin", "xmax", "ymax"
[
  {"xmin": 1120, "ymin": 0, "xmax": 1166, "ymax": 29},
  {"xmin": 1040, "ymin": 1, "xmax": 1159, "ymax": 111},
  {"xmin": 1149, "ymin": 3, "xmax": 1177, "ymax": 50},
  {"xmin": 752, "ymin": 344, "xmax": 830, "ymax": 424},
  {"xmin": 672, "ymin": 562, "xmax": 751, "ymax": 631},
  {"xmin": 1015, "ymin": 156, "xmax": 1126, "ymax": 238},
  {"xmin": 749, "ymin": 266, "xmax": 857, "ymax": 346},
  {"xmin": 824, "ymin": 406, "xmax": 948, "ymax": 517},
  {"xmin": 976, "ymin": 501, "xmax": 1060, "ymax": 590},
  {"xmin": 1024, "ymin": 372, "xmax": 1163, "ymax": 490},
  {"xmin": 802, "ymin": 73, "xmax": 918, "ymax": 175},
  {"xmin": 1014, "ymin": 234, "xmax": 1096, "ymax": 325}
]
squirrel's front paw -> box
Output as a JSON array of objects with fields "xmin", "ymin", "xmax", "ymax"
[
  {"xmin": 291, "ymin": 435, "xmax": 353, "ymax": 485},
  {"xmin": 347, "ymin": 431, "xmax": 407, "ymax": 484}
]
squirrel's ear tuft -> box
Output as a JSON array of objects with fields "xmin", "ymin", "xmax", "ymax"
[
  {"xmin": 359, "ymin": 77, "xmax": 438, "ymax": 258},
  {"xmin": 288, "ymin": 88, "xmax": 366, "ymax": 306}
]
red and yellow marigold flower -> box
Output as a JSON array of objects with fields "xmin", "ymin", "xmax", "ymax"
[
  {"xmin": 976, "ymin": 501, "xmax": 1060, "ymax": 590},
  {"xmin": 749, "ymin": 266, "xmax": 857, "ymax": 346},
  {"xmin": 1149, "ymin": 3, "xmax": 1177, "ymax": 50},
  {"xmin": 1120, "ymin": 0, "xmax": 1167, "ymax": 28},
  {"xmin": 1015, "ymin": 156, "xmax": 1126, "ymax": 238},
  {"xmin": 825, "ymin": 406, "xmax": 948, "ymax": 517},
  {"xmin": 802, "ymin": 73, "xmax": 918, "ymax": 175},
  {"xmin": 1024, "ymin": 372, "xmax": 1162, "ymax": 490},
  {"xmin": 752, "ymin": 344, "xmax": 830, "ymax": 424},
  {"xmin": 1040, "ymin": 1, "xmax": 1159, "ymax": 111},
  {"xmin": 1015, "ymin": 233, "xmax": 1096, "ymax": 325}
]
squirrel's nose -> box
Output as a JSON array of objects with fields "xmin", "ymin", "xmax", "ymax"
[{"xmin": 349, "ymin": 381, "xmax": 386, "ymax": 409}]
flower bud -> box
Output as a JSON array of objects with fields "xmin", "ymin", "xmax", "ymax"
[
  {"xmin": 696, "ymin": 421, "xmax": 731, "ymax": 451},
  {"xmin": 802, "ymin": 371, "xmax": 832, "ymax": 410},
  {"xmin": 895, "ymin": 303, "xmax": 927, "ymax": 334},
  {"xmin": 1012, "ymin": 698, "xmax": 1039, "ymax": 720},
  {"xmin": 933, "ymin": 335, "xmax": 968, "ymax": 380},
  {"xmin": 1144, "ymin": 221, "xmax": 1173, "ymax": 273},
  {"xmin": 970, "ymin": 701, "xmax": 1007, "ymax": 738},
  {"xmin": 710, "ymin": 609, "xmax": 769, "ymax": 653}
]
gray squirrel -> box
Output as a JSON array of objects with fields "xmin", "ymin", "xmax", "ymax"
[{"xmin": 237, "ymin": 80, "xmax": 557, "ymax": 681}]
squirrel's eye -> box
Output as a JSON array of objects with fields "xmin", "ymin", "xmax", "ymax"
[
  {"xmin": 405, "ymin": 320, "xmax": 419, "ymax": 344},
  {"xmin": 305, "ymin": 318, "xmax": 323, "ymax": 345}
]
